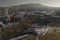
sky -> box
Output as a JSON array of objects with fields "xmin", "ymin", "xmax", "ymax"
[{"xmin": 0, "ymin": 0, "xmax": 60, "ymax": 7}]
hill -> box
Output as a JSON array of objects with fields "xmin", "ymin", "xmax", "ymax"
[
  {"xmin": 8, "ymin": 3, "xmax": 60, "ymax": 11},
  {"xmin": 40, "ymin": 32, "xmax": 60, "ymax": 40}
]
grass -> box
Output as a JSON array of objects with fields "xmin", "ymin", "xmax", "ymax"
[
  {"xmin": 39, "ymin": 32, "xmax": 60, "ymax": 40},
  {"xmin": 22, "ymin": 35, "xmax": 36, "ymax": 40}
]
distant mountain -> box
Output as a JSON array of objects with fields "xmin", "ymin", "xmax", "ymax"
[{"xmin": 8, "ymin": 3, "xmax": 60, "ymax": 11}]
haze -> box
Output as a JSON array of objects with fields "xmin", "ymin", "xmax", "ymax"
[{"xmin": 0, "ymin": 0, "xmax": 60, "ymax": 7}]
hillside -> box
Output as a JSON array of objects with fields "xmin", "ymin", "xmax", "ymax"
[
  {"xmin": 39, "ymin": 32, "xmax": 60, "ymax": 40},
  {"xmin": 8, "ymin": 3, "xmax": 60, "ymax": 11}
]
